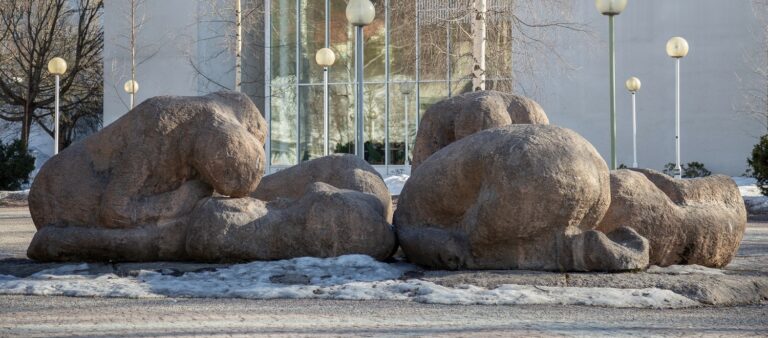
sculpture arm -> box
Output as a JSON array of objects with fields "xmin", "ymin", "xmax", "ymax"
[{"xmin": 99, "ymin": 158, "xmax": 212, "ymax": 227}]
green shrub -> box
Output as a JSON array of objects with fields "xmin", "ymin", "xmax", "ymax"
[
  {"xmin": 0, "ymin": 139, "xmax": 36, "ymax": 190},
  {"xmin": 663, "ymin": 162, "xmax": 712, "ymax": 178},
  {"xmin": 333, "ymin": 141, "xmax": 408, "ymax": 165},
  {"xmin": 749, "ymin": 135, "xmax": 768, "ymax": 195}
]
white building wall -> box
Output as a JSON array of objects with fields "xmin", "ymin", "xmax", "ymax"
[
  {"xmin": 103, "ymin": 0, "xmax": 201, "ymax": 125},
  {"xmin": 524, "ymin": 0, "xmax": 765, "ymax": 176}
]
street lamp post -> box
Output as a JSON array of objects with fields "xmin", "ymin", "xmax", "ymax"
[
  {"xmin": 625, "ymin": 76, "xmax": 641, "ymax": 168},
  {"xmin": 667, "ymin": 36, "xmax": 690, "ymax": 179},
  {"xmin": 346, "ymin": 0, "xmax": 375, "ymax": 160},
  {"xmin": 316, "ymin": 48, "xmax": 336, "ymax": 156},
  {"xmin": 595, "ymin": 0, "xmax": 627, "ymax": 170},
  {"xmin": 400, "ymin": 82, "xmax": 414, "ymax": 165},
  {"xmin": 123, "ymin": 79, "xmax": 139, "ymax": 109},
  {"xmin": 47, "ymin": 57, "xmax": 67, "ymax": 155}
]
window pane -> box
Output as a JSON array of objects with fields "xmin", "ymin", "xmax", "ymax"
[
  {"xmin": 389, "ymin": 0, "xmax": 416, "ymax": 80},
  {"xmin": 363, "ymin": 83, "xmax": 386, "ymax": 164},
  {"xmin": 328, "ymin": 0, "xmax": 354, "ymax": 84},
  {"xmin": 271, "ymin": 0, "xmax": 297, "ymax": 83},
  {"xmin": 329, "ymin": 83, "xmax": 355, "ymax": 154},
  {"xmin": 418, "ymin": 81, "xmax": 449, "ymax": 125},
  {"xmin": 270, "ymin": 84, "xmax": 298, "ymax": 166},
  {"xmin": 389, "ymin": 82, "xmax": 417, "ymax": 165},
  {"xmin": 298, "ymin": 0, "xmax": 325, "ymax": 84},
  {"xmin": 298, "ymin": 85, "xmax": 325, "ymax": 161}
]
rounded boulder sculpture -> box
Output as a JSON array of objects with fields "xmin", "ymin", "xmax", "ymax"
[
  {"xmin": 395, "ymin": 124, "xmax": 649, "ymax": 271},
  {"xmin": 253, "ymin": 154, "xmax": 394, "ymax": 222},
  {"xmin": 411, "ymin": 90, "xmax": 549, "ymax": 170}
]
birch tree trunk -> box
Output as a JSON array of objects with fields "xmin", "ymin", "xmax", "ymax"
[
  {"xmin": 130, "ymin": 0, "xmax": 136, "ymax": 108},
  {"xmin": 235, "ymin": 0, "xmax": 242, "ymax": 92},
  {"xmin": 472, "ymin": 0, "xmax": 487, "ymax": 91}
]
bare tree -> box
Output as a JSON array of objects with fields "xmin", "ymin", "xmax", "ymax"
[
  {"xmin": 471, "ymin": 0, "xmax": 487, "ymax": 91},
  {"xmin": 741, "ymin": 0, "xmax": 768, "ymax": 130},
  {"xmin": 390, "ymin": 0, "xmax": 588, "ymax": 95},
  {"xmin": 188, "ymin": 0, "xmax": 264, "ymax": 93},
  {"xmin": 0, "ymin": 0, "xmax": 103, "ymax": 151},
  {"xmin": 107, "ymin": 0, "xmax": 163, "ymax": 111}
]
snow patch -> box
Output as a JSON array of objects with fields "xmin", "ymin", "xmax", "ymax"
[
  {"xmin": 733, "ymin": 176, "xmax": 762, "ymax": 197},
  {"xmin": 0, "ymin": 255, "xmax": 698, "ymax": 308},
  {"xmin": 0, "ymin": 190, "xmax": 29, "ymax": 207},
  {"xmin": 744, "ymin": 196, "xmax": 768, "ymax": 214},
  {"xmin": 647, "ymin": 265, "xmax": 725, "ymax": 275},
  {"xmin": 733, "ymin": 176, "xmax": 768, "ymax": 214},
  {"xmin": 384, "ymin": 174, "xmax": 409, "ymax": 195}
]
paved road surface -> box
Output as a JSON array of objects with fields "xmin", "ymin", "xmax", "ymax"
[{"xmin": 1, "ymin": 296, "xmax": 766, "ymax": 337}]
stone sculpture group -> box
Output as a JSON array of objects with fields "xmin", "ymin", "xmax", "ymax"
[{"xmin": 27, "ymin": 90, "xmax": 746, "ymax": 272}]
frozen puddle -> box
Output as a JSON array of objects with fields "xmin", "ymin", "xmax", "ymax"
[{"xmin": 0, "ymin": 255, "xmax": 699, "ymax": 308}]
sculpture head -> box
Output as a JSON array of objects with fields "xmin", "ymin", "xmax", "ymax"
[
  {"xmin": 208, "ymin": 91, "xmax": 268, "ymax": 145},
  {"xmin": 192, "ymin": 92, "xmax": 268, "ymax": 197}
]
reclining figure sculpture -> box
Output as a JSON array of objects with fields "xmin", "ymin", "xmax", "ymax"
[{"xmin": 27, "ymin": 92, "xmax": 396, "ymax": 262}]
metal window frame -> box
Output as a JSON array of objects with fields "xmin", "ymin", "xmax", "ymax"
[{"xmin": 263, "ymin": 0, "xmax": 518, "ymax": 169}]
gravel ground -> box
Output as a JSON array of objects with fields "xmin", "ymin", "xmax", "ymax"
[{"xmin": 1, "ymin": 207, "xmax": 767, "ymax": 337}]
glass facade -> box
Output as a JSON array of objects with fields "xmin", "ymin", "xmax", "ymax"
[{"xmin": 257, "ymin": 0, "xmax": 515, "ymax": 172}]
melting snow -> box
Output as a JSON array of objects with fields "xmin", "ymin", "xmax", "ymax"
[
  {"xmin": 733, "ymin": 176, "xmax": 762, "ymax": 197},
  {"xmin": 0, "ymin": 255, "xmax": 698, "ymax": 308},
  {"xmin": 647, "ymin": 264, "xmax": 725, "ymax": 275},
  {"xmin": 733, "ymin": 176, "xmax": 768, "ymax": 214},
  {"xmin": 384, "ymin": 174, "xmax": 409, "ymax": 195}
]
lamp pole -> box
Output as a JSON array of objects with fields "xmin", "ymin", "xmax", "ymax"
[
  {"xmin": 595, "ymin": 0, "xmax": 627, "ymax": 170},
  {"xmin": 625, "ymin": 76, "xmax": 641, "ymax": 168},
  {"xmin": 316, "ymin": 47, "xmax": 336, "ymax": 156},
  {"xmin": 324, "ymin": 0, "xmax": 330, "ymax": 155},
  {"xmin": 666, "ymin": 37, "xmax": 689, "ymax": 179},
  {"xmin": 54, "ymin": 74, "xmax": 60, "ymax": 154},
  {"xmin": 47, "ymin": 57, "xmax": 67, "ymax": 155},
  {"xmin": 354, "ymin": 27, "xmax": 365, "ymax": 159},
  {"xmin": 400, "ymin": 82, "xmax": 414, "ymax": 165},
  {"xmin": 346, "ymin": 0, "xmax": 375, "ymax": 160},
  {"xmin": 124, "ymin": 80, "xmax": 139, "ymax": 110}
]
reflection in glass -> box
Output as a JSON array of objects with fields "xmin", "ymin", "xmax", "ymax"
[
  {"xmin": 329, "ymin": 84, "xmax": 355, "ymax": 155},
  {"xmin": 389, "ymin": 81, "xmax": 416, "ymax": 165},
  {"xmin": 271, "ymin": 83, "xmax": 297, "ymax": 166},
  {"xmin": 258, "ymin": 0, "xmax": 515, "ymax": 167}
]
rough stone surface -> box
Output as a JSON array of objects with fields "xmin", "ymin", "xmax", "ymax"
[
  {"xmin": 26, "ymin": 93, "xmax": 395, "ymax": 262},
  {"xmin": 253, "ymin": 154, "xmax": 393, "ymax": 222},
  {"xmin": 411, "ymin": 90, "xmax": 549, "ymax": 170},
  {"xmin": 28, "ymin": 91, "xmax": 267, "ymax": 261},
  {"xmin": 395, "ymin": 124, "xmax": 648, "ymax": 271},
  {"xmin": 597, "ymin": 169, "xmax": 747, "ymax": 268},
  {"xmin": 186, "ymin": 182, "xmax": 396, "ymax": 262}
]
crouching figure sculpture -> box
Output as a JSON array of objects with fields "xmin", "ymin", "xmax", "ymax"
[
  {"xmin": 397, "ymin": 92, "xmax": 745, "ymax": 271},
  {"xmin": 411, "ymin": 90, "xmax": 549, "ymax": 170},
  {"xmin": 27, "ymin": 91, "xmax": 395, "ymax": 262},
  {"xmin": 394, "ymin": 125, "xmax": 649, "ymax": 271}
]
